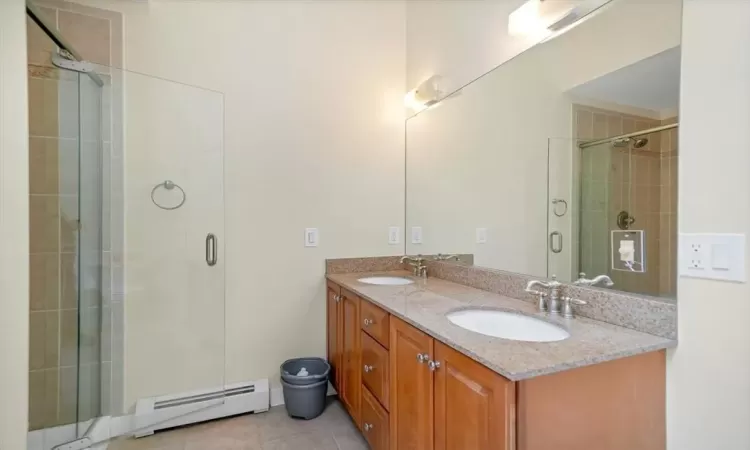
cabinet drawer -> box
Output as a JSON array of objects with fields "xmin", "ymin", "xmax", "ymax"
[
  {"xmin": 361, "ymin": 299, "xmax": 390, "ymax": 348},
  {"xmin": 361, "ymin": 331, "xmax": 390, "ymax": 410},
  {"xmin": 361, "ymin": 385, "xmax": 390, "ymax": 450}
]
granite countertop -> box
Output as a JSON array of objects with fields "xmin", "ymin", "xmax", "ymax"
[{"xmin": 327, "ymin": 270, "xmax": 677, "ymax": 381}]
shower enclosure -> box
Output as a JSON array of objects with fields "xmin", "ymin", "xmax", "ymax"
[
  {"xmin": 547, "ymin": 111, "xmax": 678, "ymax": 299},
  {"xmin": 26, "ymin": 2, "xmax": 226, "ymax": 448}
]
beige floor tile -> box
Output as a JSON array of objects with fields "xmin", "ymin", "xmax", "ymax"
[
  {"xmin": 110, "ymin": 401, "xmax": 357, "ymax": 450},
  {"xmin": 332, "ymin": 430, "xmax": 368, "ymax": 450},
  {"xmin": 261, "ymin": 431, "xmax": 338, "ymax": 450}
]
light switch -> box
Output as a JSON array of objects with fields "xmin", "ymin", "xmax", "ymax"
[
  {"xmin": 304, "ymin": 228, "xmax": 319, "ymax": 247},
  {"xmin": 711, "ymin": 243, "xmax": 730, "ymax": 270},
  {"xmin": 476, "ymin": 228, "xmax": 488, "ymax": 244},
  {"xmin": 388, "ymin": 227, "xmax": 400, "ymax": 245},
  {"xmin": 680, "ymin": 233, "xmax": 746, "ymax": 282},
  {"xmin": 411, "ymin": 227, "xmax": 423, "ymax": 245}
]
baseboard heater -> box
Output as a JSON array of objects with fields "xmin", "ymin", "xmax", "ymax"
[{"xmin": 133, "ymin": 379, "xmax": 270, "ymax": 438}]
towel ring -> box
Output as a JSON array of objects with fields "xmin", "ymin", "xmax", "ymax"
[
  {"xmin": 151, "ymin": 180, "xmax": 186, "ymax": 210},
  {"xmin": 552, "ymin": 198, "xmax": 568, "ymax": 217}
]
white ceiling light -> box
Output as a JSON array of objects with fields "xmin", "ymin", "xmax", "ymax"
[{"xmin": 508, "ymin": 0, "xmax": 610, "ymax": 37}]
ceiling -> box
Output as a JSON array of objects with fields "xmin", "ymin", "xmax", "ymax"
[{"xmin": 568, "ymin": 46, "xmax": 681, "ymax": 113}]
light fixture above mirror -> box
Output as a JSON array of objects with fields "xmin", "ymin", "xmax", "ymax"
[{"xmin": 508, "ymin": 0, "xmax": 611, "ymax": 37}]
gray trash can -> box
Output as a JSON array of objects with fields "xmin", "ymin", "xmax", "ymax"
[
  {"xmin": 280, "ymin": 357, "xmax": 330, "ymax": 420},
  {"xmin": 281, "ymin": 357, "xmax": 330, "ymax": 386}
]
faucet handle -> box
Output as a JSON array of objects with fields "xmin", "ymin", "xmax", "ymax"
[{"xmin": 561, "ymin": 296, "xmax": 587, "ymax": 319}]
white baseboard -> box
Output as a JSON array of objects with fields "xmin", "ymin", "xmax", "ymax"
[
  {"xmin": 86, "ymin": 416, "xmax": 111, "ymax": 450},
  {"xmin": 27, "ymin": 418, "xmax": 99, "ymax": 450},
  {"xmin": 270, "ymin": 382, "xmax": 337, "ymax": 407}
]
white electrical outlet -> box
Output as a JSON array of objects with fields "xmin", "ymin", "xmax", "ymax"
[
  {"xmin": 411, "ymin": 227, "xmax": 423, "ymax": 244},
  {"xmin": 304, "ymin": 228, "xmax": 319, "ymax": 247},
  {"xmin": 476, "ymin": 228, "xmax": 488, "ymax": 244},
  {"xmin": 388, "ymin": 227, "xmax": 400, "ymax": 245},
  {"xmin": 689, "ymin": 242, "xmax": 706, "ymax": 270},
  {"xmin": 680, "ymin": 233, "xmax": 746, "ymax": 282}
]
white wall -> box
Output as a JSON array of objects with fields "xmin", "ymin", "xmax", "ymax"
[
  {"xmin": 74, "ymin": 0, "xmax": 406, "ymax": 410},
  {"xmin": 406, "ymin": 0, "xmax": 543, "ymax": 95},
  {"xmin": 0, "ymin": 0, "xmax": 30, "ymax": 447},
  {"xmin": 406, "ymin": 0, "xmax": 681, "ymax": 278},
  {"xmin": 667, "ymin": 1, "xmax": 750, "ymax": 448}
]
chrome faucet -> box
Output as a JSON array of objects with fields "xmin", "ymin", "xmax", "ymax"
[
  {"xmin": 524, "ymin": 275, "xmax": 587, "ymax": 318},
  {"xmin": 433, "ymin": 254, "xmax": 460, "ymax": 262},
  {"xmin": 525, "ymin": 276, "xmax": 562, "ymax": 313},
  {"xmin": 401, "ymin": 255, "xmax": 427, "ymax": 278},
  {"xmin": 573, "ymin": 272, "xmax": 614, "ymax": 288}
]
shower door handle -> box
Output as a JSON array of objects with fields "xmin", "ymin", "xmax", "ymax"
[
  {"xmin": 550, "ymin": 231, "xmax": 563, "ymax": 254},
  {"xmin": 206, "ymin": 233, "xmax": 217, "ymax": 267}
]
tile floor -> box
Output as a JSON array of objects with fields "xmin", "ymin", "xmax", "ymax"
[{"xmin": 108, "ymin": 399, "xmax": 367, "ymax": 450}]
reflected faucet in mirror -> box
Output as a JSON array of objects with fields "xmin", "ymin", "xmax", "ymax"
[
  {"xmin": 401, "ymin": 255, "xmax": 427, "ymax": 278},
  {"xmin": 433, "ymin": 253, "xmax": 460, "ymax": 262},
  {"xmin": 573, "ymin": 273, "xmax": 615, "ymax": 288}
]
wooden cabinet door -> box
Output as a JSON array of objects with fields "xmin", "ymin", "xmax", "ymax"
[
  {"xmin": 434, "ymin": 341, "xmax": 515, "ymax": 450},
  {"xmin": 340, "ymin": 289, "xmax": 361, "ymax": 424},
  {"xmin": 361, "ymin": 331, "xmax": 390, "ymax": 410},
  {"xmin": 326, "ymin": 282, "xmax": 341, "ymax": 392},
  {"xmin": 390, "ymin": 316, "xmax": 434, "ymax": 450},
  {"xmin": 361, "ymin": 386, "xmax": 390, "ymax": 450}
]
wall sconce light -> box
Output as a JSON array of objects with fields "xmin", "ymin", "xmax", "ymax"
[{"xmin": 404, "ymin": 75, "xmax": 443, "ymax": 113}]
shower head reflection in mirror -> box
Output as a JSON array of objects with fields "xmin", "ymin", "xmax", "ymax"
[{"xmin": 405, "ymin": 0, "xmax": 681, "ymax": 302}]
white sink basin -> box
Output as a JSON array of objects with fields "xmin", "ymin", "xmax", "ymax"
[
  {"xmin": 357, "ymin": 276, "xmax": 414, "ymax": 286},
  {"xmin": 446, "ymin": 309, "xmax": 569, "ymax": 342}
]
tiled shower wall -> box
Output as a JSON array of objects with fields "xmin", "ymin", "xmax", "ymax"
[
  {"xmin": 574, "ymin": 104, "xmax": 678, "ymax": 299},
  {"xmin": 27, "ymin": 2, "xmax": 125, "ymax": 430}
]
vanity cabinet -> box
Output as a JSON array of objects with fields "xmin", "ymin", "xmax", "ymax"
[
  {"xmin": 325, "ymin": 280, "xmax": 666, "ymax": 450},
  {"xmin": 326, "ymin": 282, "xmax": 364, "ymax": 425},
  {"xmin": 390, "ymin": 317, "xmax": 434, "ymax": 450},
  {"xmin": 390, "ymin": 316, "xmax": 512, "ymax": 450},
  {"xmin": 326, "ymin": 282, "xmax": 341, "ymax": 391},
  {"xmin": 434, "ymin": 341, "xmax": 515, "ymax": 450},
  {"xmin": 340, "ymin": 288, "xmax": 361, "ymax": 425}
]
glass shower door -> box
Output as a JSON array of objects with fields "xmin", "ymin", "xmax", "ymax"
[
  {"xmin": 547, "ymin": 137, "xmax": 618, "ymax": 284},
  {"xmin": 577, "ymin": 141, "xmax": 614, "ymax": 282},
  {"xmin": 107, "ymin": 67, "xmax": 226, "ymax": 442},
  {"xmin": 547, "ymin": 137, "xmax": 581, "ymax": 283},
  {"xmin": 76, "ymin": 67, "xmax": 105, "ymax": 438}
]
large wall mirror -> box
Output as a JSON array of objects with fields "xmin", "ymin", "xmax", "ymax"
[{"xmin": 406, "ymin": 0, "xmax": 681, "ymax": 301}]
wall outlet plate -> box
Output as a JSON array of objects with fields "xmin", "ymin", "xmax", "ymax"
[
  {"xmin": 388, "ymin": 227, "xmax": 400, "ymax": 245},
  {"xmin": 611, "ymin": 230, "xmax": 645, "ymax": 272},
  {"xmin": 680, "ymin": 233, "xmax": 746, "ymax": 282},
  {"xmin": 411, "ymin": 226, "xmax": 423, "ymax": 244},
  {"xmin": 304, "ymin": 228, "xmax": 319, "ymax": 247}
]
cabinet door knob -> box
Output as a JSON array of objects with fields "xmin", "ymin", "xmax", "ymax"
[
  {"xmin": 363, "ymin": 364, "xmax": 374, "ymax": 373},
  {"xmin": 334, "ymin": 294, "xmax": 340, "ymax": 302},
  {"xmin": 363, "ymin": 318, "xmax": 374, "ymax": 327},
  {"xmin": 416, "ymin": 353, "xmax": 430, "ymax": 363},
  {"xmin": 428, "ymin": 360, "xmax": 441, "ymax": 371},
  {"xmin": 363, "ymin": 423, "xmax": 373, "ymax": 432}
]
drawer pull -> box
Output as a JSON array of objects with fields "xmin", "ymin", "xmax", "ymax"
[
  {"xmin": 363, "ymin": 364, "xmax": 374, "ymax": 373},
  {"xmin": 363, "ymin": 423, "xmax": 374, "ymax": 432},
  {"xmin": 428, "ymin": 360, "xmax": 441, "ymax": 371},
  {"xmin": 416, "ymin": 353, "xmax": 430, "ymax": 363},
  {"xmin": 363, "ymin": 318, "xmax": 374, "ymax": 327}
]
